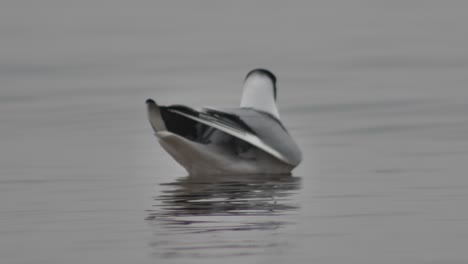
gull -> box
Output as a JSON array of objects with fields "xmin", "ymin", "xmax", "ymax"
[{"xmin": 146, "ymin": 69, "xmax": 302, "ymax": 175}]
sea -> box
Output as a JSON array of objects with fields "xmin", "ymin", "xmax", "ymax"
[{"xmin": 1, "ymin": 1, "xmax": 467, "ymax": 263}]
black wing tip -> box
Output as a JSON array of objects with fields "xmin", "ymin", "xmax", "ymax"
[{"xmin": 245, "ymin": 68, "xmax": 277, "ymax": 84}]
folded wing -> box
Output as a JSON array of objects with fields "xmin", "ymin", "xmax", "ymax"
[{"xmin": 166, "ymin": 106, "xmax": 302, "ymax": 166}]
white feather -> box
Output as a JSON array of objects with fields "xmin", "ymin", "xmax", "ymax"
[{"xmin": 240, "ymin": 74, "xmax": 280, "ymax": 119}]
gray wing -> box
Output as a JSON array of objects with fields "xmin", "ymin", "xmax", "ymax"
[
  {"xmin": 171, "ymin": 107, "xmax": 302, "ymax": 166},
  {"xmin": 205, "ymin": 107, "xmax": 302, "ymax": 166}
]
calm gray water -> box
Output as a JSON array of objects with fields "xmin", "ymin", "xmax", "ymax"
[{"xmin": 1, "ymin": 1, "xmax": 468, "ymax": 263}]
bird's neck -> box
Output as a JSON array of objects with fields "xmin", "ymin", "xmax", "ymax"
[{"xmin": 240, "ymin": 76, "xmax": 280, "ymax": 119}]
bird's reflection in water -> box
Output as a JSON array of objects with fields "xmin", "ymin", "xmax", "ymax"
[
  {"xmin": 147, "ymin": 174, "xmax": 301, "ymax": 258},
  {"xmin": 147, "ymin": 175, "xmax": 300, "ymax": 232}
]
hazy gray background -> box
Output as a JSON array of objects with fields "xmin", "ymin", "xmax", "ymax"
[{"xmin": 1, "ymin": 1, "xmax": 467, "ymax": 263}]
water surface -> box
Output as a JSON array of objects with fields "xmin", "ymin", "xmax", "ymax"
[{"xmin": 1, "ymin": 1, "xmax": 467, "ymax": 263}]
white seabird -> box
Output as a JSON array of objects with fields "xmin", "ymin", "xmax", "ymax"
[{"xmin": 146, "ymin": 69, "xmax": 302, "ymax": 175}]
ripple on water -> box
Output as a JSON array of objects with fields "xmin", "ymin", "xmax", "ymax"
[{"xmin": 146, "ymin": 174, "xmax": 301, "ymax": 259}]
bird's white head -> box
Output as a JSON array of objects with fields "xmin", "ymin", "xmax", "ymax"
[{"xmin": 240, "ymin": 69, "xmax": 280, "ymax": 119}]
